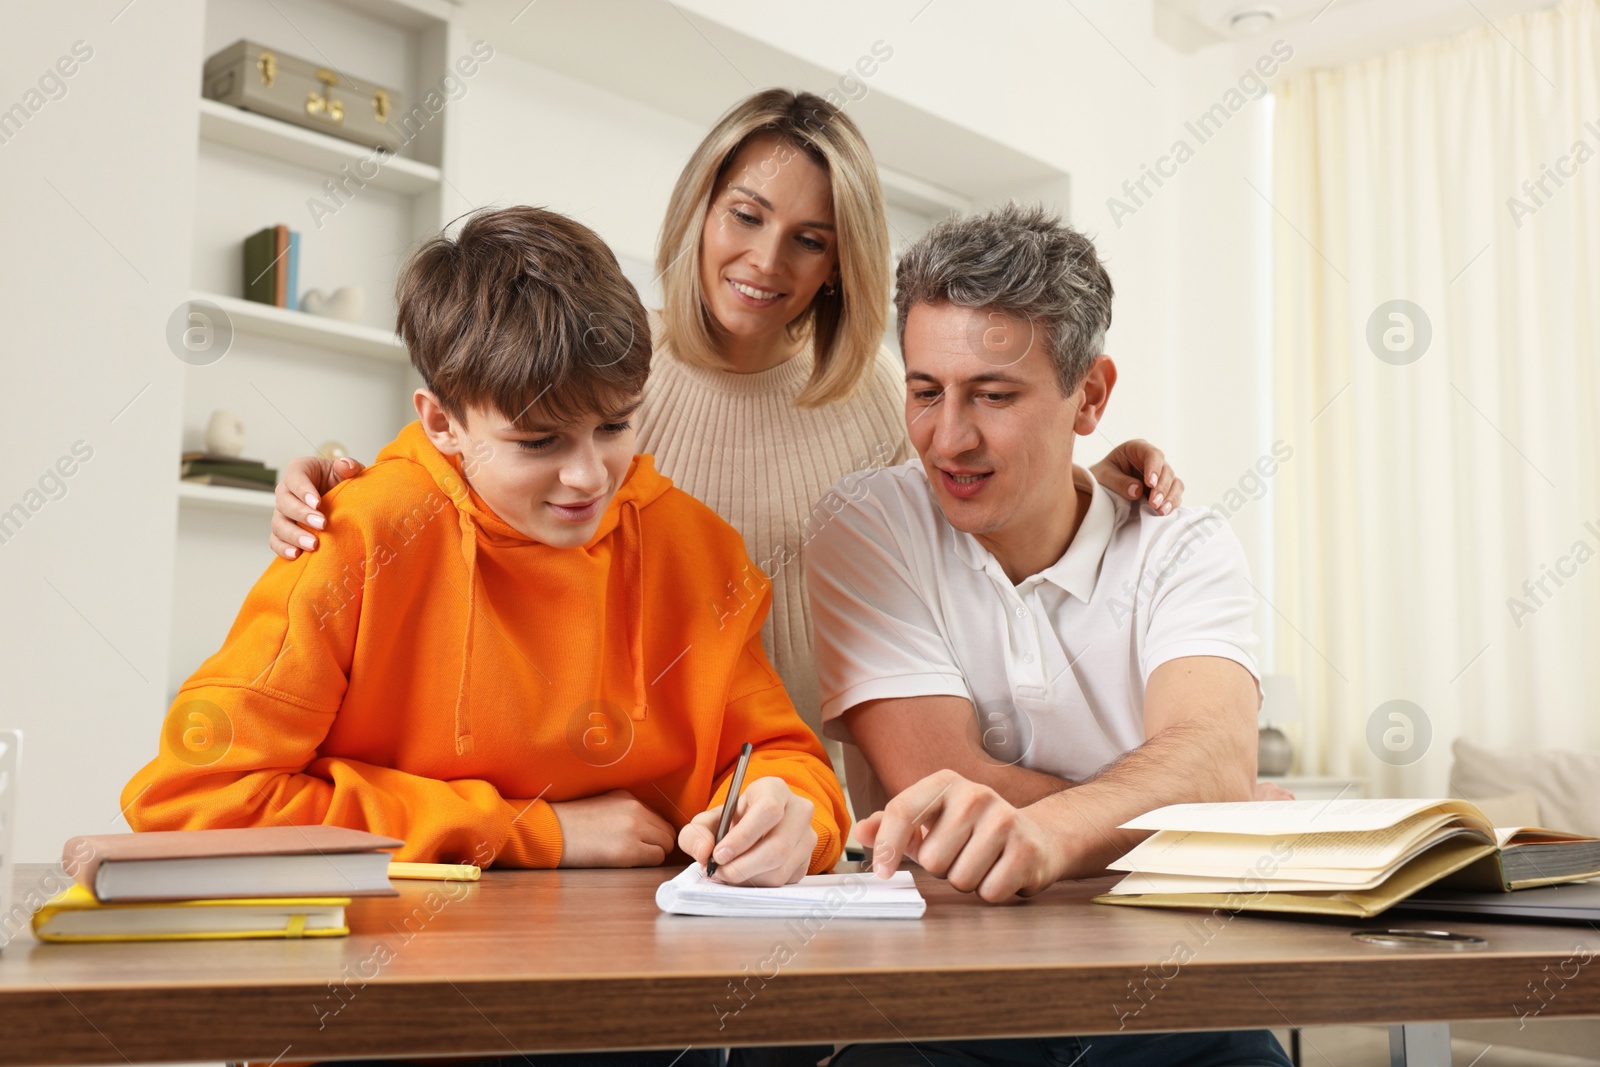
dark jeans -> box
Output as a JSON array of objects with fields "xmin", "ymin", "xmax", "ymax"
[
  {"xmin": 829, "ymin": 1030, "xmax": 1291, "ymax": 1067},
  {"xmin": 729, "ymin": 1048, "xmax": 834, "ymax": 1067},
  {"xmin": 322, "ymin": 1053, "xmax": 726, "ymax": 1067},
  {"xmin": 318, "ymin": 1028, "xmax": 1287, "ymax": 1067}
]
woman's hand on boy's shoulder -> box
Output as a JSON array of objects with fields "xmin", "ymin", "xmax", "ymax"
[
  {"xmin": 551, "ymin": 789, "xmax": 677, "ymax": 868},
  {"xmin": 270, "ymin": 454, "xmax": 367, "ymax": 559},
  {"xmin": 1090, "ymin": 438, "xmax": 1183, "ymax": 515},
  {"xmin": 678, "ymin": 776, "xmax": 817, "ymax": 888}
]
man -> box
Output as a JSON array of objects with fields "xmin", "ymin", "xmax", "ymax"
[{"xmin": 808, "ymin": 204, "xmax": 1291, "ymax": 1067}]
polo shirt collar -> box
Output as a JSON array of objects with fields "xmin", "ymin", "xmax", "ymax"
[
  {"xmin": 1040, "ymin": 469, "xmax": 1114, "ymax": 601},
  {"xmin": 950, "ymin": 466, "xmax": 1114, "ymax": 603}
]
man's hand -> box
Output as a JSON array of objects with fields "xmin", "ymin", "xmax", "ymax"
[
  {"xmin": 269, "ymin": 454, "xmax": 367, "ymax": 560},
  {"xmin": 550, "ymin": 790, "xmax": 676, "ymax": 868},
  {"xmin": 678, "ymin": 776, "xmax": 816, "ymax": 887},
  {"xmin": 855, "ymin": 769, "xmax": 1067, "ymax": 903},
  {"xmin": 1089, "ymin": 438, "xmax": 1184, "ymax": 514},
  {"xmin": 1254, "ymin": 780, "xmax": 1296, "ymax": 801}
]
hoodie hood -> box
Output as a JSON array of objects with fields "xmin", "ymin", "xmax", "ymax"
[{"xmin": 377, "ymin": 421, "xmax": 672, "ymax": 755}]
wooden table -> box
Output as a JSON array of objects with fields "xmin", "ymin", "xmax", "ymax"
[{"xmin": 3, "ymin": 864, "xmax": 1597, "ymax": 1066}]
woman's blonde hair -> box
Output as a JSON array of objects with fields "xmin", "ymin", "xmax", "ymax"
[{"xmin": 656, "ymin": 89, "xmax": 890, "ymax": 408}]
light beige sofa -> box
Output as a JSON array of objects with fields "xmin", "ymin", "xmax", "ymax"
[{"xmin": 1446, "ymin": 738, "xmax": 1600, "ymax": 1062}]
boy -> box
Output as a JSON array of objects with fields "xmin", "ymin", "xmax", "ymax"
[{"xmin": 124, "ymin": 206, "xmax": 847, "ymax": 886}]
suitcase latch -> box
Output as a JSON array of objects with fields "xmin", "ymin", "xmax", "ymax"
[{"xmin": 306, "ymin": 69, "xmax": 345, "ymax": 125}]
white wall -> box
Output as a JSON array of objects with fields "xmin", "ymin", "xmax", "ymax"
[
  {"xmin": 1, "ymin": 0, "xmax": 204, "ymax": 862},
  {"xmin": 452, "ymin": 48, "xmax": 709, "ymax": 275},
  {"xmin": 669, "ymin": 0, "xmax": 1280, "ymax": 632}
]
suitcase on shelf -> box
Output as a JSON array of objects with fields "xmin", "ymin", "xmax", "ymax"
[{"xmin": 202, "ymin": 39, "xmax": 404, "ymax": 153}]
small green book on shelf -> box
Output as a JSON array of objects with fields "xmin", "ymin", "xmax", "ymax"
[
  {"xmin": 181, "ymin": 459, "xmax": 277, "ymax": 484},
  {"xmin": 1095, "ymin": 798, "xmax": 1600, "ymax": 919},
  {"xmin": 242, "ymin": 224, "xmax": 296, "ymax": 308}
]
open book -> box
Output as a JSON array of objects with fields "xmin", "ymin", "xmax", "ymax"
[
  {"xmin": 1095, "ymin": 798, "xmax": 1600, "ymax": 919},
  {"xmin": 655, "ymin": 864, "xmax": 926, "ymax": 919}
]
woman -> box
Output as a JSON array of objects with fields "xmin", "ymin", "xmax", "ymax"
[{"xmin": 267, "ymin": 89, "xmax": 1184, "ymax": 783}]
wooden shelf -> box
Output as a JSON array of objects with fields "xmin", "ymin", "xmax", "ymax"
[
  {"xmin": 190, "ymin": 292, "xmax": 408, "ymax": 363},
  {"xmin": 178, "ymin": 481, "xmax": 277, "ymax": 515},
  {"xmin": 197, "ymin": 98, "xmax": 442, "ymax": 196}
]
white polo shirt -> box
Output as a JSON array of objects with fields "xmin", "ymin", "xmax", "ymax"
[{"xmin": 809, "ymin": 460, "xmax": 1259, "ymax": 806}]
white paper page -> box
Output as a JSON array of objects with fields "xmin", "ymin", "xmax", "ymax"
[
  {"xmin": 1111, "ymin": 812, "xmax": 1465, "ymax": 876},
  {"xmin": 1105, "ymin": 837, "xmax": 1462, "ymax": 894},
  {"xmin": 654, "ymin": 864, "xmax": 926, "ymax": 919},
  {"xmin": 1104, "ymin": 869, "xmax": 1381, "ymax": 895},
  {"xmin": 1106, "ymin": 827, "xmax": 1494, "ymax": 895},
  {"xmin": 1120, "ymin": 798, "xmax": 1477, "ymax": 836}
]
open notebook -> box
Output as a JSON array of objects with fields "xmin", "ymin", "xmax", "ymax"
[{"xmin": 655, "ymin": 864, "xmax": 926, "ymax": 919}]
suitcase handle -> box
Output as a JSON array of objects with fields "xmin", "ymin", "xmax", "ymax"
[{"xmin": 306, "ymin": 69, "xmax": 345, "ymax": 126}]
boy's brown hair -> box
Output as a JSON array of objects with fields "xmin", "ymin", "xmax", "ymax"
[{"xmin": 397, "ymin": 206, "xmax": 651, "ymax": 428}]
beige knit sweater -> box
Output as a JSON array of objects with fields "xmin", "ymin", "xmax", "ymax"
[{"xmin": 636, "ymin": 316, "xmax": 910, "ymax": 777}]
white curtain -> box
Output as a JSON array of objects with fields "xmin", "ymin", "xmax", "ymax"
[{"xmin": 1270, "ymin": 0, "xmax": 1600, "ymax": 796}]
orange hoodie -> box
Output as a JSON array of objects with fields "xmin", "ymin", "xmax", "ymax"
[{"xmin": 124, "ymin": 422, "xmax": 848, "ymax": 872}]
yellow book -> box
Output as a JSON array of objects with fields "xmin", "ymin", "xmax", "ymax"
[{"xmin": 32, "ymin": 884, "xmax": 350, "ymax": 943}]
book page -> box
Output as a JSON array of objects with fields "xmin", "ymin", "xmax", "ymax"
[
  {"xmin": 1105, "ymin": 869, "xmax": 1396, "ymax": 895},
  {"xmin": 1111, "ymin": 812, "xmax": 1469, "ymax": 876},
  {"xmin": 1112, "ymin": 826, "xmax": 1491, "ymax": 889},
  {"xmin": 1120, "ymin": 798, "xmax": 1484, "ymax": 836}
]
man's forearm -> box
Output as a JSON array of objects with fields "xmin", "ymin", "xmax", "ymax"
[
  {"xmin": 1027, "ymin": 718, "xmax": 1255, "ymax": 878},
  {"xmin": 960, "ymin": 758, "xmax": 1075, "ymax": 807},
  {"xmin": 848, "ymin": 695, "xmax": 1081, "ymax": 806}
]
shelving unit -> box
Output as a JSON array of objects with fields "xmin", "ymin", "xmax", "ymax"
[
  {"xmin": 170, "ymin": 0, "xmax": 460, "ymax": 695},
  {"xmin": 197, "ymin": 99, "xmax": 443, "ymax": 196},
  {"xmin": 190, "ymin": 292, "xmax": 407, "ymax": 363},
  {"xmin": 178, "ymin": 481, "xmax": 278, "ymax": 515}
]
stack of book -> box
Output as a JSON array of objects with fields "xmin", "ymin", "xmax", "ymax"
[
  {"xmin": 244, "ymin": 223, "xmax": 300, "ymax": 309},
  {"xmin": 181, "ymin": 452, "xmax": 278, "ymax": 493},
  {"xmin": 32, "ymin": 826, "xmax": 400, "ymax": 942},
  {"xmin": 1095, "ymin": 798, "xmax": 1600, "ymax": 919}
]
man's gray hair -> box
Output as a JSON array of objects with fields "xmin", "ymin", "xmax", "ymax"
[{"xmin": 894, "ymin": 203, "xmax": 1113, "ymax": 395}]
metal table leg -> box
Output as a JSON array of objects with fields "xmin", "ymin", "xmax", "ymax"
[{"xmin": 1389, "ymin": 1023, "xmax": 1451, "ymax": 1067}]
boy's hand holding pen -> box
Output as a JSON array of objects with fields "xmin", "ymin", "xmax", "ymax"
[{"xmin": 678, "ymin": 743, "xmax": 818, "ymax": 887}]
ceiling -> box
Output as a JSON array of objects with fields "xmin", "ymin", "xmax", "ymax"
[{"xmin": 1155, "ymin": 0, "xmax": 1563, "ymax": 65}]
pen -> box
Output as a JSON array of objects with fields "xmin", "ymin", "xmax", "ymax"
[
  {"xmin": 388, "ymin": 861, "xmax": 482, "ymax": 881},
  {"xmin": 705, "ymin": 741, "xmax": 754, "ymax": 878}
]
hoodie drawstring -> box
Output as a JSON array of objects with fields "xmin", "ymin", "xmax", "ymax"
[
  {"xmin": 621, "ymin": 500, "xmax": 647, "ymax": 722},
  {"xmin": 453, "ymin": 508, "xmax": 479, "ymax": 756}
]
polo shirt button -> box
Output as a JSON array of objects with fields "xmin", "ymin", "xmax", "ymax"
[
  {"xmin": 1023, "ymin": 653, "xmax": 1035, "ymax": 663},
  {"xmin": 1015, "ymin": 606, "xmax": 1027, "ymax": 618}
]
